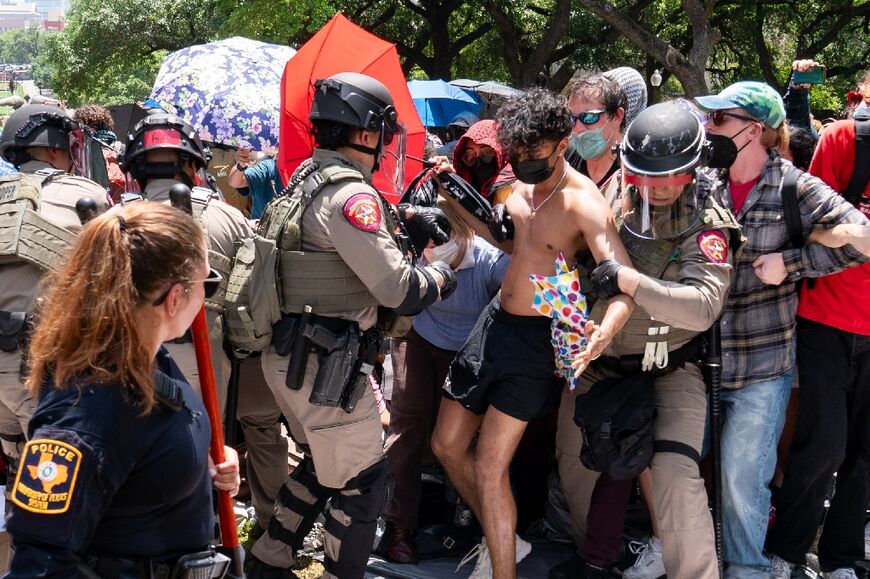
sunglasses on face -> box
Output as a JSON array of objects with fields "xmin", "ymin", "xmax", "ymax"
[
  {"xmin": 461, "ymin": 148, "xmax": 496, "ymax": 165},
  {"xmin": 571, "ymin": 110, "xmax": 606, "ymax": 126},
  {"xmin": 152, "ymin": 267, "xmax": 223, "ymax": 307},
  {"xmin": 706, "ymin": 110, "xmax": 758, "ymax": 127}
]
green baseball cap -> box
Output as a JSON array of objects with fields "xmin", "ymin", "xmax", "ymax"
[{"xmin": 694, "ymin": 81, "xmax": 786, "ymax": 129}]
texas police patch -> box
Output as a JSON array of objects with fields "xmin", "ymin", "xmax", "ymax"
[
  {"xmin": 342, "ymin": 193, "xmax": 382, "ymax": 232},
  {"xmin": 11, "ymin": 439, "xmax": 82, "ymax": 514},
  {"xmin": 697, "ymin": 230, "xmax": 728, "ymax": 264}
]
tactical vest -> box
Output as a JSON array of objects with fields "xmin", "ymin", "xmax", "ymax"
[
  {"xmin": 0, "ymin": 169, "xmax": 75, "ymax": 274},
  {"xmin": 224, "ymin": 158, "xmax": 387, "ymax": 354},
  {"xmin": 270, "ymin": 158, "xmax": 382, "ymax": 314},
  {"xmin": 614, "ymin": 188, "xmax": 742, "ymax": 367},
  {"xmin": 125, "ymin": 187, "xmax": 232, "ymax": 314}
]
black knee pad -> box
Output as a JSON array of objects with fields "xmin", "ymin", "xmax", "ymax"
[
  {"xmin": 266, "ymin": 456, "xmax": 330, "ymax": 551},
  {"xmin": 335, "ymin": 458, "xmax": 393, "ymax": 523},
  {"xmin": 323, "ymin": 460, "xmax": 392, "ymax": 579}
]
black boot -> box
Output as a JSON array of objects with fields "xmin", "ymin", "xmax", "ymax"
[{"xmin": 247, "ymin": 557, "xmax": 293, "ymax": 579}]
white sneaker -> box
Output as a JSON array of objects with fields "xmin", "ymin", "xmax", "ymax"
[
  {"xmin": 457, "ymin": 539, "xmax": 492, "ymax": 579},
  {"xmin": 515, "ymin": 534, "xmax": 532, "ymax": 564},
  {"xmin": 623, "ymin": 537, "xmax": 666, "ymax": 579},
  {"xmin": 823, "ymin": 569, "xmax": 858, "ymax": 579},
  {"xmin": 456, "ymin": 535, "xmax": 532, "ymax": 578},
  {"xmin": 768, "ymin": 553, "xmax": 795, "ymax": 579}
]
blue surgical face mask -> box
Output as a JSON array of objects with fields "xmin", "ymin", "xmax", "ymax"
[{"xmin": 571, "ymin": 119, "xmax": 612, "ymax": 160}]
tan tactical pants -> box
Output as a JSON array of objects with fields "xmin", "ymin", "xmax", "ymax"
[
  {"xmin": 253, "ymin": 344, "xmax": 385, "ymax": 569},
  {"xmin": 557, "ymin": 363, "xmax": 719, "ymax": 578},
  {"xmin": 0, "ymin": 351, "xmax": 34, "ymax": 464},
  {"xmin": 235, "ymin": 355, "xmax": 292, "ymax": 527}
]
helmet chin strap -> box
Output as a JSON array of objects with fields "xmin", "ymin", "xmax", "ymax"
[{"xmin": 346, "ymin": 140, "xmax": 382, "ymax": 172}]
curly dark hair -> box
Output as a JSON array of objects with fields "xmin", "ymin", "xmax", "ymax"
[
  {"xmin": 496, "ymin": 88, "xmax": 573, "ymax": 156},
  {"xmin": 73, "ymin": 104, "xmax": 114, "ymax": 131}
]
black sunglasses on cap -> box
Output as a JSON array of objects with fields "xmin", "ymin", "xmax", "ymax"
[{"xmin": 151, "ymin": 267, "xmax": 222, "ymax": 307}]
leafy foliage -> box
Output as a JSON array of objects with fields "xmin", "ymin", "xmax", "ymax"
[{"xmin": 21, "ymin": 0, "xmax": 870, "ymax": 113}]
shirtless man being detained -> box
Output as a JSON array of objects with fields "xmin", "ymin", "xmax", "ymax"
[{"xmin": 431, "ymin": 88, "xmax": 633, "ymax": 579}]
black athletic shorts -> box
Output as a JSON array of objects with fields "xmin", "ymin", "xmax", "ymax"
[{"xmin": 443, "ymin": 296, "xmax": 564, "ymax": 421}]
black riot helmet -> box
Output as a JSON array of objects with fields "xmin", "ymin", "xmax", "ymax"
[
  {"xmin": 310, "ymin": 72, "xmax": 408, "ymax": 197},
  {"xmin": 619, "ymin": 102, "xmax": 708, "ymax": 239},
  {"xmin": 310, "ymin": 72, "xmax": 399, "ymax": 137},
  {"xmin": 0, "ymin": 104, "xmax": 78, "ymax": 165},
  {"xmin": 123, "ymin": 111, "xmax": 210, "ymax": 187}
]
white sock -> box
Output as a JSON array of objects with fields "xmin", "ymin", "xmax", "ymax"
[{"xmin": 649, "ymin": 536, "xmax": 662, "ymax": 552}]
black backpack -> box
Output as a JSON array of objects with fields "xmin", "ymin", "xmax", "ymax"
[{"xmin": 573, "ymin": 372, "xmax": 656, "ymax": 481}]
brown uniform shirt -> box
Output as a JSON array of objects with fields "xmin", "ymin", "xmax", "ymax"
[
  {"xmin": 591, "ymin": 194, "xmax": 735, "ymax": 357},
  {"xmin": 299, "ymin": 149, "xmax": 435, "ymax": 330},
  {"xmin": 0, "ymin": 161, "xmax": 109, "ymax": 314},
  {"xmin": 143, "ymin": 179, "xmax": 253, "ymax": 398}
]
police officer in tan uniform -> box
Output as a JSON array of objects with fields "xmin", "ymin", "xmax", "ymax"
[
  {"xmin": 123, "ymin": 112, "xmax": 291, "ymax": 532},
  {"xmin": 248, "ymin": 72, "xmax": 456, "ymax": 579},
  {"xmin": 554, "ymin": 103, "xmax": 741, "ymax": 577},
  {"xmin": 0, "ymin": 103, "xmax": 109, "ymax": 474}
]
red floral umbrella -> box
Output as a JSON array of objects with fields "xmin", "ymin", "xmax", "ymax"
[{"xmin": 278, "ymin": 13, "xmax": 424, "ymax": 204}]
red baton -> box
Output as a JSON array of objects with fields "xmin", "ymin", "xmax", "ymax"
[{"xmin": 191, "ymin": 307, "xmax": 245, "ymax": 575}]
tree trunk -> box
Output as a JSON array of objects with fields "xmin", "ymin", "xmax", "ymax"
[
  {"xmin": 575, "ymin": 0, "xmax": 720, "ymax": 96},
  {"xmin": 484, "ymin": 0, "xmax": 572, "ymax": 88}
]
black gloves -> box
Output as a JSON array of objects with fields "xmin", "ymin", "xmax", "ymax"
[
  {"xmin": 488, "ymin": 203, "xmax": 514, "ymax": 243},
  {"xmin": 590, "ymin": 259, "xmax": 624, "ymax": 299},
  {"xmin": 398, "ymin": 203, "xmax": 451, "ymax": 256},
  {"xmin": 428, "ymin": 260, "xmax": 458, "ymax": 300}
]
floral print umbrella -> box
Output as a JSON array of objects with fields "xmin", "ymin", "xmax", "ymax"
[{"xmin": 150, "ymin": 36, "xmax": 295, "ymax": 154}]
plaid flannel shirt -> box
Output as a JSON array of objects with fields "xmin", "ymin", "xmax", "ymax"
[{"xmin": 715, "ymin": 153, "xmax": 869, "ymax": 389}]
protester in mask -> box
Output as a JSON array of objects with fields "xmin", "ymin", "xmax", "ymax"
[
  {"xmin": 436, "ymin": 111, "xmax": 480, "ymax": 159},
  {"xmin": 381, "ymin": 199, "xmax": 510, "ymax": 564},
  {"xmin": 431, "ymin": 88, "xmax": 633, "ymax": 579},
  {"xmin": 451, "ymin": 119, "xmax": 514, "ymax": 201},
  {"xmin": 694, "ymin": 81, "xmax": 869, "ymax": 578},
  {"xmin": 565, "ymin": 73, "xmax": 626, "ymax": 193}
]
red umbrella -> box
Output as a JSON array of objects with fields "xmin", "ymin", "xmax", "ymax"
[{"xmin": 278, "ymin": 13, "xmax": 424, "ymax": 204}]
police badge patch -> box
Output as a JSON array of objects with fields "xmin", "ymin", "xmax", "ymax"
[
  {"xmin": 697, "ymin": 230, "xmax": 728, "ymax": 264},
  {"xmin": 12, "ymin": 439, "xmax": 82, "ymax": 514},
  {"xmin": 342, "ymin": 193, "xmax": 382, "ymax": 232}
]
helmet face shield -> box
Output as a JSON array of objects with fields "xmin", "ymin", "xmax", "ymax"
[
  {"xmin": 373, "ymin": 120, "xmax": 406, "ymax": 199},
  {"xmin": 621, "ymin": 171, "xmax": 703, "ymax": 240},
  {"xmin": 68, "ymin": 128, "xmax": 91, "ymax": 178}
]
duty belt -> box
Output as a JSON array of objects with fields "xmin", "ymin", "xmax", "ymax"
[
  {"xmin": 592, "ymin": 336, "xmax": 701, "ymax": 377},
  {"xmin": 85, "ymin": 549, "xmax": 229, "ymax": 579}
]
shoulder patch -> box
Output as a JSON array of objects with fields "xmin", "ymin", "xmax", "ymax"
[
  {"xmin": 342, "ymin": 192, "xmax": 382, "ymax": 232},
  {"xmin": 11, "ymin": 439, "xmax": 82, "ymax": 514},
  {"xmin": 697, "ymin": 230, "xmax": 728, "ymax": 264}
]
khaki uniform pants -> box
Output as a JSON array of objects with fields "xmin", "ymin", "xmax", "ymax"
[
  {"xmin": 556, "ymin": 363, "xmax": 718, "ymax": 578},
  {"xmin": 0, "ymin": 351, "xmax": 34, "ymax": 463},
  {"xmin": 253, "ymin": 345, "xmax": 384, "ymax": 568},
  {"xmin": 235, "ymin": 355, "xmax": 292, "ymax": 527}
]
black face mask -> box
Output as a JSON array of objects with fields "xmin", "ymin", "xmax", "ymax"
[
  {"xmin": 513, "ymin": 147, "xmax": 558, "ymax": 184},
  {"xmin": 470, "ymin": 157, "xmax": 498, "ymax": 189},
  {"xmin": 706, "ymin": 123, "xmax": 756, "ymax": 170},
  {"xmin": 705, "ymin": 134, "xmax": 738, "ymax": 169}
]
